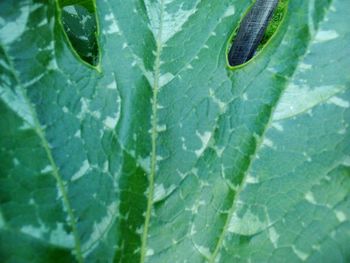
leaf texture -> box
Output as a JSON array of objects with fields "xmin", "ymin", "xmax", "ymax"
[{"xmin": 0, "ymin": 0, "xmax": 349, "ymax": 262}]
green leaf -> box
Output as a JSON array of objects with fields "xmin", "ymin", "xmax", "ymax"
[
  {"xmin": 0, "ymin": 0, "xmax": 349, "ymax": 262},
  {"xmin": 61, "ymin": 4, "xmax": 98, "ymax": 65},
  {"xmin": 59, "ymin": 0, "xmax": 95, "ymax": 12}
]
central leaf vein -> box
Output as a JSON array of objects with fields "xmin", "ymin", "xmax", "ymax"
[{"xmin": 140, "ymin": 0, "xmax": 165, "ymax": 262}]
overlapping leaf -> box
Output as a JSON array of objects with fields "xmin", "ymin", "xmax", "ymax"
[{"xmin": 0, "ymin": 0, "xmax": 349, "ymax": 262}]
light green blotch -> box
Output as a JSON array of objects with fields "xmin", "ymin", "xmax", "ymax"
[
  {"xmin": 145, "ymin": 0, "xmax": 200, "ymax": 42},
  {"xmin": 71, "ymin": 160, "xmax": 90, "ymax": 181},
  {"xmin": 153, "ymin": 184, "xmax": 176, "ymax": 202},
  {"xmin": 20, "ymin": 224, "xmax": 49, "ymax": 239},
  {"xmin": 0, "ymin": 87, "xmax": 35, "ymax": 127},
  {"xmin": 228, "ymin": 206, "xmax": 269, "ymax": 235},
  {"xmin": 274, "ymin": 84, "xmax": 345, "ymax": 121},
  {"xmin": 195, "ymin": 131, "xmax": 212, "ymax": 157},
  {"xmin": 82, "ymin": 202, "xmax": 119, "ymax": 256},
  {"xmin": 0, "ymin": 6, "xmax": 29, "ymax": 44},
  {"xmin": 335, "ymin": 210, "xmax": 347, "ymax": 223},
  {"xmin": 50, "ymin": 223, "xmax": 75, "ymax": 248},
  {"xmin": 328, "ymin": 96, "xmax": 350, "ymax": 108},
  {"xmin": 314, "ymin": 30, "xmax": 339, "ymax": 43}
]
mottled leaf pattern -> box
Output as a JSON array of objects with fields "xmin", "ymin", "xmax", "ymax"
[
  {"xmin": 0, "ymin": 0, "xmax": 349, "ymax": 263},
  {"xmin": 61, "ymin": 4, "xmax": 98, "ymax": 65}
]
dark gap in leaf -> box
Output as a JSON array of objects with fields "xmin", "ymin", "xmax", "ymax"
[
  {"xmin": 59, "ymin": 1, "xmax": 99, "ymax": 66},
  {"xmin": 228, "ymin": 0, "xmax": 286, "ymax": 66}
]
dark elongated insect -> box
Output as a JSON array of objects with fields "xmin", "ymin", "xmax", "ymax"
[{"xmin": 228, "ymin": 0, "xmax": 279, "ymax": 66}]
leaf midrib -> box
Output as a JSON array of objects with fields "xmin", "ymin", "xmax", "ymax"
[
  {"xmin": 208, "ymin": 1, "xmax": 334, "ymax": 261},
  {"xmin": 0, "ymin": 22, "xmax": 84, "ymax": 263},
  {"xmin": 140, "ymin": 0, "xmax": 165, "ymax": 262}
]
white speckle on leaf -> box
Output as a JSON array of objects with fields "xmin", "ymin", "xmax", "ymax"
[
  {"xmin": 107, "ymin": 81, "xmax": 117, "ymax": 90},
  {"xmin": 314, "ymin": 30, "xmax": 339, "ymax": 43},
  {"xmin": 292, "ymin": 246, "xmax": 308, "ymax": 261},
  {"xmin": 62, "ymin": 106, "xmax": 69, "ymax": 113},
  {"xmin": 103, "ymin": 13, "xmax": 121, "ymax": 34},
  {"xmin": 181, "ymin": 137, "xmax": 188, "ymax": 150},
  {"xmin": 156, "ymin": 103, "xmax": 164, "ymax": 109},
  {"xmin": 23, "ymin": 73, "xmax": 45, "ymax": 88},
  {"xmin": 262, "ymin": 138, "xmax": 274, "ymax": 148},
  {"xmin": 138, "ymin": 156, "xmax": 150, "ymax": 173},
  {"xmin": 78, "ymin": 98, "xmax": 90, "ymax": 119},
  {"xmin": 103, "ymin": 161, "xmax": 109, "ymax": 173},
  {"xmin": 223, "ymin": 6, "xmax": 235, "ymax": 17},
  {"xmin": 312, "ymin": 244, "xmax": 321, "ymax": 251},
  {"xmin": 272, "ymin": 122, "xmax": 284, "ymax": 132},
  {"xmin": 330, "ymin": 5, "xmax": 337, "ymax": 12},
  {"xmin": 135, "ymin": 226, "xmax": 143, "ymax": 235},
  {"xmin": 74, "ymin": 130, "xmax": 81, "ymax": 138},
  {"xmin": 48, "ymin": 58, "xmax": 58, "ymax": 70},
  {"xmin": 13, "ymin": 158, "xmax": 20, "ymax": 166},
  {"xmin": 146, "ymin": 248, "xmax": 154, "ymax": 256},
  {"xmin": 299, "ymin": 62, "xmax": 312, "ymax": 71},
  {"xmin": 156, "ymin": 124, "xmax": 167, "ymax": 132},
  {"xmin": 195, "ymin": 131, "xmax": 212, "ymax": 157},
  {"xmin": 213, "ymin": 145, "xmax": 225, "ymax": 157},
  {"xmin": 64, "ymin": 6, "xmax": 78, "ymax": 15},
  {"xmin": 343, "ymin": 156, "xmax": 350, "ymax": 167},
  {"xmin": 104, "ymin": 115, "xmax": 119, "ymax": 130},
  {"xmin": 209, "ymin": 88, "xmax": 227, "ymax": 112},
  {"xmin": 335, "ymin": 210, "xmax": 347, "ymax": 222},
  {"xmin": 27, "ymin": 197, "xmax": 34, "ymax": 205},
  {"xmin": 104, "ymin": 13, "xmax": 113, "ymax": 21},
  {"xmin": 41, "ymin": 165, "xmax": 53, "ymax": 173},
  {"xmin": 242, "ymin": 93, "xmax": 248, "ymax": 101},
  {"xmin": 156, "ymin": 155, "xmax": 165, "ymax": 161},
  {"xmin": 29, "ymin": 3, "xmax": 43, "ymax": 12},
  {"xmin": 71, "ymin": 160, "xmax": 90, "ymax": 181},
  {"xmin": 153, "ymin": 184, "xmax": 166, "ymax": 202},
  {"xmin": 177, "ymin": 169, "xmax": 187, "ymax": 179},
  {"xmin": 195, "ymin": 245, "xmax": 211, "ymax": 258},
  {"xmin": 190, "ymin": 223, "xmax": 197, "ymax": 235},
  {"xmin": 91, "ymin": 111, "xmax": 101, "ymax": 119},
  {"xmin": 187, "ymin": 199, "xmax": 206, "ymax": 214},
  {"xmin": 328, "ymin": 97, "xmax": 349, "ymax": 108},
  {"xmin": 78, "ymin": 35, "xmax": 88, "ymax": 41},
  {"xmin": 0, "ymin": 6, "xmax": 29, "ymax": 44},
  {"xmin": 191, "ymin": 167, "xmax": 199, "ymax": 176},
  {"xmin": 153, "ymin": 184, "xmax": 176, "ymax": 202},
  {"xmin": 159, "ymin": 72, "xmax": 174, "ymax": 87},
  {"xmin": 21, "ymin": 224, "xmax": 48, "ymax": 239},
  {"xmin": 305, "ymin": 191, "xmax": 317, "ymax": 204},
  {"xmin": 245, "ymin": 173, "xmax": 259, "ymax": 184},
  {"xmin": 268, "ymin": 227, "xmax": 280, "ymax": 248},
  {"xmin": 145, "ymin": 1, "xmax": 198, "ymax": 43},
  {"xmin": 81, "ymin": 202, "xmax": 118, "ymax": 256},
  {"xmin": 105, "ymin": 18, "xmax": 120, "ymax": 35},
  {"xmin": 274, "ymin": 84, "xmax": 345, "ymax": 121},
  {"xmin": 228, "ymin": 208, "xmax": 268, "ymax": 235},
  {"xmin": 50, "ymin": 223, "xmax": 75, "ymax": 248}
]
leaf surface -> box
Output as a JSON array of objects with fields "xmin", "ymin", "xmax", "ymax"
[{"xmin": 0, "ymin": 0, "xmax": 349, "ymax": 262}]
